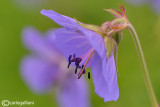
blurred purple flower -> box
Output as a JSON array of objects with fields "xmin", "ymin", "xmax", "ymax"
[
  {"xmin": 21, "ymin": 27, "xmax": 90, "ymax": 107},
  {"xmin": 126, "ymin": 0, "xmax": 160, "ymax": 15},
  {"xmin": 41, "ymin": 10, "xmax": 119, "ymax": 102}
]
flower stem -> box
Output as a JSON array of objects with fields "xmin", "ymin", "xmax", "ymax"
[{"xmin": 128, "ymin": 23, "xmax": 159, "ymax": 107}]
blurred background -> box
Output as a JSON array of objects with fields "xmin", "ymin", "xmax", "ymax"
[{"xmin": 0, "ymin": 0, "xmax": 160, "ymax": 107}]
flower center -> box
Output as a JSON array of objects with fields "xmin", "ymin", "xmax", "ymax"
[{"xmin": 67, "ymin": 48, "xmax": 95, "ymax": 79}]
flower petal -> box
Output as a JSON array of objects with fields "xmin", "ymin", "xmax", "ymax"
[
  {"xmin": 56, "ymin": 75, "xmax": 90, "ymax": 107},
  {"xmin": 41, "ymin": 10, "xmax": 106, "ymax": 59},
  {"xmin": 41, "ymin": 9, "xmax": 79, "ymax": 29},
  {"xmin": 50, "ymin": 28, "xmax": 92, "ymax": 59},
  {"xmin": 78, "ymin": 27, "xmax": 106, "ymax": 59},
  {"xmin": 20, "ymin": 56, "xmax": 58, "ymax": 93},
  {"xmin": 102, "ymin": 53, "xmax": 119, "ymax": 101},
  {"xmin": 92, "ymin": 53, "xmax": 119, "ymax": 101}
]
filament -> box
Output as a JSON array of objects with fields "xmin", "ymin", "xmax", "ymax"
[{"xmin": 78, "ymin": 50, "xmax": 95, "ymax": 79}]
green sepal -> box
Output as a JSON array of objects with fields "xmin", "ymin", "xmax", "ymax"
[
  {"xmin": 104, "ymin": 9, "xmax": 122, "ymax": 18},
  {"xmin": 74, "ymin": 17, "xmax": 102, "ymax": 33},
  {"xmin": 112, "ymin": 31, "xmax": 123, "ymax": 45},
  {"xmin": 105, "ymin": 36, "xmax": 115, "ymax": 58},
  {"xmin": 112, "ymin": 32, "xmax": 123, "ymax": 75},
  {"xmin": 113, "ymin": 42, "xmax": 119, "ymax": 75}
]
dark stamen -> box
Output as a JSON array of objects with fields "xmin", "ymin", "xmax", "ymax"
[
  {"xmin": 75, "ymin": 58, "xmax": 82, "ymax": 66},
  {"xmin": 69, "ymin": 55, "xmax": 72, "ymax": 60},
  {"xmin": 67, "ymin": 51, "xmax": 94, "ymax": 79},
  {"xmin": 67, "ymin": 55, "xmax": 72, "ymax": 68},
  {"xmin": 70, "ymin": 54, "xmax": 77, "ymax": 62},
  {"xmin": 88, "ymin": 72, "xmax": 90, "ymax": 79},
  {"xmin": 74, "ymin": 58, "xmax": 82, "ymax": 74},
  {"xmin": 75, "ymin": 66, "xmax": 78, "ymax": 74}
]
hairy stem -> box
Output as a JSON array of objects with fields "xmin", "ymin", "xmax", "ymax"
[{"xmin": 128, "ymin": 23, "xmax": 158, "ymax": 107}]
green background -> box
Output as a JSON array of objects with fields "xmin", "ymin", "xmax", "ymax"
[{"xmin": 0, "ymin": 0, "xmax": 159, "ymax": 107}]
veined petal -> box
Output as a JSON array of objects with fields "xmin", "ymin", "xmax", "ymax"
[
  {"xmin": 102, "ymin": 53, "xmax": 119, "ymax": 101},
  {"xmin": 41, "ymin": 9, "xmax": 79, "ymax": 29},
  {"xmin": 78, "ymin": 27, "xmax": 106, "ymax": 59},
  {"xmin": 41, "ymin": 10, "xmax": 106, "ymax": 59},
  {"xmin": 20, "ymin": 56, "xmax": 58, "ymax": 93},
  {"xmin": 56, "ymin": 75, "xmax": 90, "ymax": 107},
  {"xmin": 92, "ymin": 53, "xmax": 119, "ymax": 101},
  {"xmin": 51, "ymin": 28, "xmax": 92, "ymax": 59}
]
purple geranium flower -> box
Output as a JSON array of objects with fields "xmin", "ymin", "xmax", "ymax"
[
  {"xmin": 41, "ymin": 9, "xmax": 119, "ymax": 102},
  {"xmin": 20, "ymin": 27, "xmax": 90, "ymax": 107},
  {"xmin": 126, "ymin": 0, "xmax": 160, "ymax": 15}
]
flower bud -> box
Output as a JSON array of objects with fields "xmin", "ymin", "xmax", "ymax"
[{"xmin": 111, "ymin": 18, "xmax": 128, "ymax": 31}]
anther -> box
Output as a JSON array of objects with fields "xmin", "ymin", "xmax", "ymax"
[
  {"xmin": 75, "ymin": 66, "xmax": 78, "ymax": 74},
  {"xmin": 67, "ymin": 55, "xmax": 72, "ymax": 68},
  {"xmin": 73, "ymin": 54, "xmax": 76, "ymax": 61},
  {"xmin": 74, "ymin": 58, "xmax": 82, "ymax": 74},
  {"xmin": 75, "ymin": 58, "xmax": 82, "ymax": 66},
  {"xmin": 88, "ymin": 72, "xmax": 90, "ymax": 79}
]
